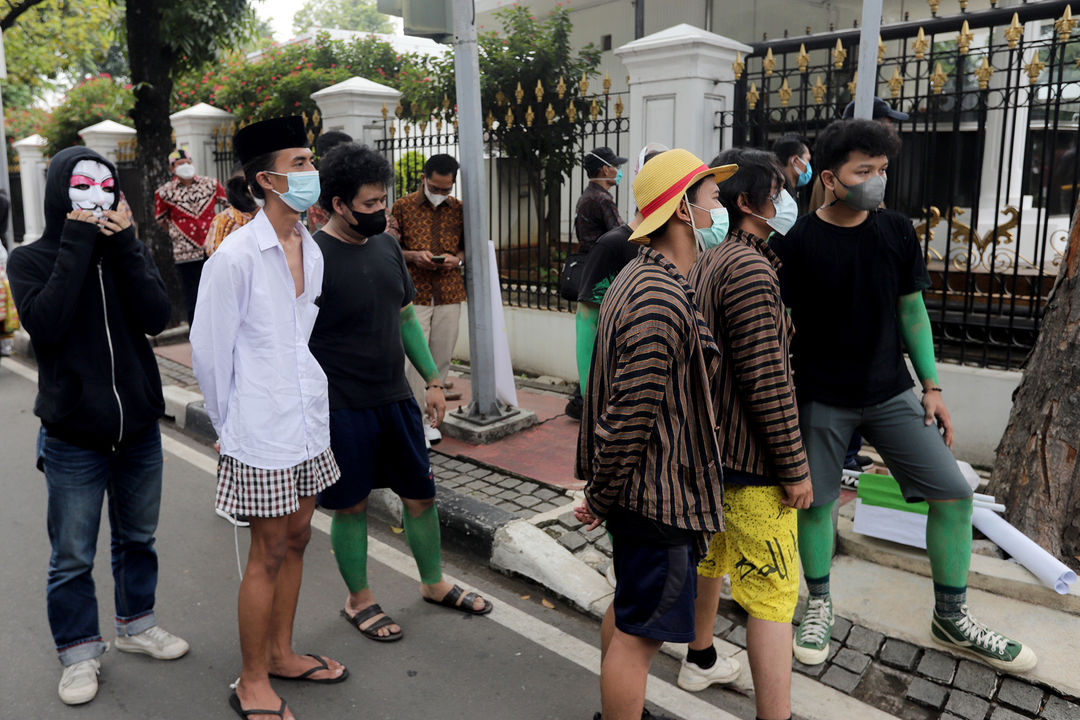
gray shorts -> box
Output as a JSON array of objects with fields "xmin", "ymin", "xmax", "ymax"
[{"xmin": 799, "ymin": 390, "xmax": 971, "ymax": 508}]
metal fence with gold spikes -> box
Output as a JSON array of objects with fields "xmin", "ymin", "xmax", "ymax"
[
  {"xmin": 722, "ymin": 1, "xmax": 1080, "ymax": 370},
  {"xmin": 376, "ymin": 80, "xmax": 630, "ymax": 312}
]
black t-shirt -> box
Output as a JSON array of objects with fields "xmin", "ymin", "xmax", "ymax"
[
  {"xmin": 770, "ymin": 209, "xmax": 931, "ymax": 408},
  {"xmin": 309, "ymin": 230, "xmax": 416, "ymax": 411},
  {"xmin": 576, "ymin": 224, "xmax": 639, "ymax": 304}
]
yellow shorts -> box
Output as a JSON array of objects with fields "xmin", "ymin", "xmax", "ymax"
[{"xmin": 697, "ymin": 484, "xmax": 799, "ymax": 623}]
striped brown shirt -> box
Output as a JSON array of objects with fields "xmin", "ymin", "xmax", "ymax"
[
  {"xmin": 576, "ymin": 245, "xmax": 725, "ymax": 533},
  {"xmin": 687, "ymin": 228, "xmax": 810, "ymax": 485}
]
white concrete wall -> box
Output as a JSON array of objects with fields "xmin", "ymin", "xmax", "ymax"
[{"xmin": 452, "ymin": 301, "xmax": 1021, "ymax": 467}]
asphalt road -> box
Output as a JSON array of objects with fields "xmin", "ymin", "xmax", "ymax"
[{"xmin": 0, "ymin": 360, "xmax": 755, "ymax": 720}]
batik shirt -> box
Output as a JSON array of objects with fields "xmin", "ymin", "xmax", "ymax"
[{"xmin": 154, "ymin": 175, "xmax": 226, "ymax": 263}]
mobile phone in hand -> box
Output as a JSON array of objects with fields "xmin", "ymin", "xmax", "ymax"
[{"xmin": 431, "ymin": 255, "xmax": 446, "ymax": 264}]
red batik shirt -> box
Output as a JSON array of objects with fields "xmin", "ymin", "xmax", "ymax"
[{"xmin": 154, "ymin": 175, "xmax": 226, "ymax": 263}]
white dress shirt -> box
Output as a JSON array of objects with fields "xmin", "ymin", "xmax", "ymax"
[{"xmin": 191, "ymin": 210, "xmax": 330, "ymax": 469}]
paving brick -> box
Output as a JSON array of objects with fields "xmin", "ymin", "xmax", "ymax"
[
  {"xmin": 879, "ymin": 638, "xmax": 922, "ymax": 671},
  {"xmin": 953, "ymin": 660, "xmax": 997, "ymax": 699},
  {"xmin": 945, "ymin": 689, "xmax": 990, "ymax": 720},
  {"xmin": 533, "ymin": 501, "xmax": 561, "ymax": 513},
  {"xmin": 534, "ymin": 488, "xmax": 560, "ymax": 501},
  {"xmin": 467, "ymin": 468, "xmax": 493, "ymax": 478},
  {"xmin": 792, "ymin": 659, "xmax": 827, "ymax": 678},
  {"xmin": 1043, "ymin": 696, "xmax": 1080, "ymax": 720},
  {"xmin": 821, "ymin": 665, "xmax": 861, "ymax": 694},
  {"xmin": 556, "ymin": 511, "xmax": 577, "ymax": 529},
  {"xmin": 917, "ymin": 649, "xmax": 957, "ymax": 684},
  {"xmin": 833, "ymin": 648, "xmax": 871, "ymax": 675},
  {"xmin": 990, "ymin": 708, "xmax": 1031, "ymax": 720},
  {"xmin": 726, "ymin": 625, "xmax": 747, "ymax": 648},
  {"xmin": 906, "ymin": 677, "xmax": 949, "ymax": 710},
  {"xmin": 515, "ymin": 495, "xmax": 541, "ymax": 509},
  {"xmin": 594, "ymin": 534, "xmax": 612, "ymax": 554},
  {"xmin": 558, "ymin": 531, "xmax": 588, "ymax": 553},
  {"xmin": 832, "ymin": 615, "xmax": 853, "ymax": 643},
  {"xmin": 997, "ymin": 678, "xmax": 1043, "ymax": 715},
  {"xmin": 712, "ymin": 615, "xmax": 734, "ymax": 636},
  {"xmin": 845, "ymin": 625, "xmax": 885, "ymax": 654},
  {"xmin": 827, "ymin": 639, "xmax": 841, "ymax": 661}
]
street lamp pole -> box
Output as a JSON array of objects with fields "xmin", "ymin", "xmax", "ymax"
[{"xmin": 853, "ymin": 0, "xmax": 884, "ymax": 120}]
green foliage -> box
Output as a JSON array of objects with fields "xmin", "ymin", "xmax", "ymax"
[
  {"xmin": 159, "ymin": 0, "xmax": 258, "ymax": 72},
  {"xmin": 173, "ymin": 32, "xmax": 436, "ymax": 123},
  {"xmin": 395, "ymin": 151, "xmax": 426, "ymax": 197},
  {"xmin": 0, "ymin": 0, "xmax": 123, "ymax": 110},
  {"xmin": 292, "ymin": 0, "xmax": 393, "ymax": 35},
  {"xmin": 42, "ymin": 75, "xmax": 134, "ymax": 156}
]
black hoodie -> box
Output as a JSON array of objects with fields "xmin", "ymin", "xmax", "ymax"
[{"xmin": 8, "ymin": 146, "xmax": 171, "ymax": 452}]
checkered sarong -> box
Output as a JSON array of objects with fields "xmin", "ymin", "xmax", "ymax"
[{"xmin": 215, "ymin": 448, "xmax": 340, "ymax": 518}]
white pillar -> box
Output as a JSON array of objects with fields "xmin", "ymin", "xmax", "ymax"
[
  {"xmin": 13, "ymin": 134, "xmax": 47, "ymax": 244},
  {"xmin": 170, "ymin": 102, "xmax": 235, "ymax": 179},
  {"xmin": 311, "ymin": 77, "xmax": 402, "ymax": 149},
  {"xmin": 615, "ymin": 23, "xmax": 752, "ymax": 175},
  {"xmin": 77, "ymin": 119, "xmax": 136, "ymax": 165}
]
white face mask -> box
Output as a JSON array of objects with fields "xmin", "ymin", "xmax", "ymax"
[
  {"xmin": 424, "ymin": 180, "xmax": 449, "ymax": 208},
  {"xmin": 69, "ymin": 159, "xmax": 115, "ymax": 218},
  {"xmin": 174, "ymin": 163, "xmax": 196, "ymax": 180},
  {"xmin": 751, "ymin": 189, "xmax": 799, "ymax": 236}
]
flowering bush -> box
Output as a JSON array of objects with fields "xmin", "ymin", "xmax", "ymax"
[
  {"xmin": 43, "ymin": 75, "xmax": 134, "ymax": 156},
  {"xmin": 5, "ymin": 106, "xmax": 51, "ymax": 156},
  {"xmin": 172, "ymin": 32, "xmax": 438, "ymax": 124}
]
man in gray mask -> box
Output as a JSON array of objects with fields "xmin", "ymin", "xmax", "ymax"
[{"xmin": 771, "ymin": 119, "xmax": 1036, "ymax": 675}]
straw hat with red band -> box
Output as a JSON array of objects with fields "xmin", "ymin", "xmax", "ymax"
[{"xmin": 628, "ymin": 149, "xmax": 738, "ymax": 244}]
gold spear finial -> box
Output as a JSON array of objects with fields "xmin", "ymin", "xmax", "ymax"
[
  {"xmin": 514, "ymin": 82, "xmax": 524, "ymax": 104},
  {"xmin": 958, "ymin": 21, "xmax": 974, "ymax": 55},
  {"xmin": 763, "ymin": 48, "xmax": 776, "ymax": 77},
  {"xmin": 733, "ymin": 51, "xmax": 745, "ymax": 80},
  {"xmin": 747, "ymin": 82, "xmax": 761, "ymax": 110},
  {"xmin": 525, "ymin": 105, "xmax": 535, "ymax": 127},
  {"xmin": 930, "ymin": 62, "xmax": 948, "ymax": 94},
  {"xmin": 833, "ymin": 38, "xmax": 847, "ymax": 69},
  {"xmin": 778, "ymin": 77, "xmax": 793, "ymax": 107},
  {"xmin": 913, "ymin": 28, "xmax": 930, "ymax": 60},
  {"xmin": 847, "ymin": 71, "xmax": 858, "ymax": 97},
  {"xmin": 1026, "ymin": 50, "xmax": 1046, "ymax": 84},
  {"xmin": 888, "ymin": 67, "xmax": 904, "ymax": 97},
  {"xmin": 1004, "ymin": 13, "xmax": 1023, "ymax": 50},
  {"xmin": 974, "ymin": 56, "xmax": 995, "ymax": 90},
  {"xmin": 556, "ymin": 76, "xmax": 567, "ymax": 99},
  {"xmin": 797, "ymin": 44, "xmax": 810, "ymax": 73},
  {"xmin": 878, "ymin": 35, "xmax": 887, "ymax": 63},
  {"xmin": 535, "ymin": 79, "xmax": 544, "ymax": 103},
  {"xmin": 545, "ymin": 103, "xmax": 556, "ymax": 124},
  {"xmin": 1056, "ymin": 5, "xmax": 1077, "ymax": 43},
  {"xmin": 812, "ymin": 75, "xmax": 827, "ymax": 104},
  {"xmin": 579, "ymin": 73, "xmax": 589, "ymax": 95},
  {"xmin": 602, "ymin": 71, "xmax": 612, "ymax": 93}
]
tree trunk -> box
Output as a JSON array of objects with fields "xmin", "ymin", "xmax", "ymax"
[
  {"xmin": 988, "ymin": 204, "xmax": 1080, "ymax": 572},
  {"xmin": 125, "ymin": 0, "xmax": 182, "ymax": 325}
]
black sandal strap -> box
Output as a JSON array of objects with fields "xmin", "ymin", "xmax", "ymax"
[
  {"xmin": 293, "ymin": 654, "xmax": 330, "ymax": 680},
  {"xmin": 442, "ymin": 585, "xmax": 464, "ymax": 606},
  {"xmin": 239, "ymin": 698, "xmax": 287, "ymax": 718},
  {"xmin": 342, "ymin": 603, "xmax": 384, "ymax": 626}
]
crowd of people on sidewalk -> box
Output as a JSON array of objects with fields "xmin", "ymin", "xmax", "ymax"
[{"xmin": 4, "ymin": 97, "xmax": 1039, "ymax": 720}]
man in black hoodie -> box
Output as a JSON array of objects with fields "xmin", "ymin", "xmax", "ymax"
[{"xmin": 8, "ymin": 147, "xmax": 189, "ymax": 707}]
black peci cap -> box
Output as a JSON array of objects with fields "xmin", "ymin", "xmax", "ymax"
[{"xmin": 234, "ymin": 116, "xmax": 309, "ymax": 165}]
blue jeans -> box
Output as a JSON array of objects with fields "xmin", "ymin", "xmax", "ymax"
[{"xmin": 38, "ymin": 424, "xmax": 163, "ymax": 666}]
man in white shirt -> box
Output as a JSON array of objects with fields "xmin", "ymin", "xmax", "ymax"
[{"xmin": 191, "ymin": 116, "xmax": 348, "ymax": 720}]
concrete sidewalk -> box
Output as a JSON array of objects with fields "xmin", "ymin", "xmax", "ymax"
[{"xmin": 18, "ymin": 330, "xmax": 1075, "ymax": 720}]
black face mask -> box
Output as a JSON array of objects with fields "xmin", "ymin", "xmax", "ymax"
[{"xmin": 346, "ymin": 207, "xmax": 387, "ymax": 237}]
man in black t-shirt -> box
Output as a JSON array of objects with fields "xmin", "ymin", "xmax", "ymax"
[
  {"xmin": 310, "ymin": 144, "xmax": 491, "ymax": 644},
  {"xmin": 772, "ymin": 119, "xmax": 1035, "ymax": 674}
]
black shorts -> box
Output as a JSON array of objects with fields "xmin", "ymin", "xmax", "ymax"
[
  {"xmin": 608, "ymin": 509, "xmax": 700, "ymax": 643},
  {"xmin": 317, "ymin": 399, "xmax": 436, "ymax": 510}
]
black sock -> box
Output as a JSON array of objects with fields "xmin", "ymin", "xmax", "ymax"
[{"xmin": 686, "ymin": 644, "xmax": 717, "ymax": 669}]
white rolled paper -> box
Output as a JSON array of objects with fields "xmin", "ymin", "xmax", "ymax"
[{"xmin": 971, "ymin": 507, "xmax": 1078, "ymax": 594}]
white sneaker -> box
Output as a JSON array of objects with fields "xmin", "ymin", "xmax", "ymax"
[
  {"xmin": 59, "ymin": 657, "xmax": 101, "ymax": 705},
  {"xmin": 114, "ymin": 625, "xmax": 189, "ymax": 660},
  {"xmin": 677, "ymin": 653, "xmax": 741, "ymax": 691},
  {"xmin": 425, "ymin": 424, "xmax": 442, "ymax": 445},
  {"xmin": 605, "ymin": 562, "xmax": 617, "ymax": 589},
  {"xmin": 214, "ymin": 507, "xmax": 250, "ymax": 527}
]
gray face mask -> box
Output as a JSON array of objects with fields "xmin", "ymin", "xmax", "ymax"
[{"xmin": 835, "ymin": 174, "xmax": 887, "ymax": 211}]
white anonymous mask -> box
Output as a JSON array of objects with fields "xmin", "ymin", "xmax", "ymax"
[{"xmin": 69, "ymin": 159, "xmax": 116, "ymax": 218}]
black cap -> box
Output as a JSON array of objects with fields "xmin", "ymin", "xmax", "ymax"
[
  {"xmin": 841, "ymin": 97, "xmax": 909, "ymax": 121},
  {"xmin": 234, "ymin": 116, "xmax": 309, "ymax": 165},
  {"xmin": 583, "ymin": 146, "xmax": 628, "ymax": 175}
]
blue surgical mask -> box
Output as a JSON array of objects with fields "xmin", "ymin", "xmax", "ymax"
[
  {"xmin": 794, "ymin": 157, "xmax": 813, "ymax": 188},
  {"xmin": 266, "ymin": 170, "xmax": 321, "ymax": 212},
  {"xmin": 753, "ymin": 189, "xmax": 799, "ymax": 236},
  {"xmin": 688, "ymin": 200, "xmax": 729, "ymax": 251},
  {"xmin": 614, "ymin": 168, "xmax": 623, "ymax": 185}
]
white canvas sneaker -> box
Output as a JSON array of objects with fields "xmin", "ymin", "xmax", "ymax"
[
  {"xmin": 425, "ymin": 424, "xmax": 442, "ymax": 445},
  {"xmin": 677, "ymin": 653, "xmax": 741, "ymax": 691},
  {"xmin": 59, "ymin": 657, "xmax": 101, "ymax": 705},
  {"xmin": 114, "ymin": 626, "xmax": 189, "ymax": 660}
]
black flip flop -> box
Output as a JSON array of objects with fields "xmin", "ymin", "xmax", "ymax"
[
  {"xmin": 423, "ymin": 584, "xmax": 493, "ymax": 616},
  {"xmin": 228, "ymin": 691, "xmax": 287, "ymax": 719},
  {"xmin": 268, "ymin": 653, "xmax": 349, "ymax": 684},
  {"xmin": 340, "ymin": 604, "xmax": 404, "ymax": 642}
]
